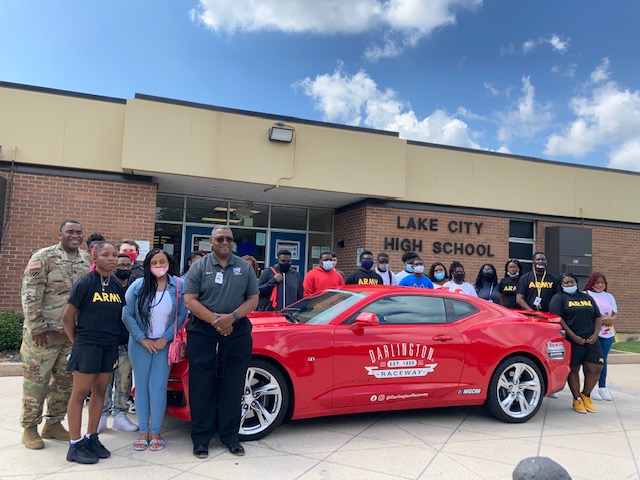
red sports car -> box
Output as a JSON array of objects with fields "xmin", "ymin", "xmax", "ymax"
[{"xmin": 166, "ymin": 286, "xmax": 570, "ymax": 441}]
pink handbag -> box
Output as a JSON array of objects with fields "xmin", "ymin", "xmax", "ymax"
[{"xmin": 167, "ymin": 279, "xmax": 187, "ymax": 365}]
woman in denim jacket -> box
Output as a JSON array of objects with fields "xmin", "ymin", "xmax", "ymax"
[{"xmin": 123, "ymin": 249, "xmax": 188, "ymax": 451}]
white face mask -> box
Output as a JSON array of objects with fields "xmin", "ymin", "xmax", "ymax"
[
  {"xmin": 413, "ymin": 265, "xmax": 425, "ymax": 274},
  {"xmin": 377, "ymin": 264, "xmax": 388, "ymax": 272},
  {"xmin": 321, "ymin": 260, "xmax": 334, "ymax": 271}
]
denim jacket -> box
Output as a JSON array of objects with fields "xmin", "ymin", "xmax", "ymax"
[{"xmin": 122, "ymin": 275, "xmax": 188, "ymax": 343}]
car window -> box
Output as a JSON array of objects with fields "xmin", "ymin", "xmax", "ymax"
[
  {"xmin": 445, "ymin": 298, "xmax": 479, "ymax": 322},
  {"xmin": 354, "ymin": 295, "xmax": 447, "ymax": 324},
  {"xmin": 281, "ymin": 290, "xmax": 369, "ymax": 325}
]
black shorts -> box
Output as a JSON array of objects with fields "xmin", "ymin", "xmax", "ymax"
[
  {"xmin": 66, "ymin": 343, "xmax": 119, "ymax": 374},
  {"xmin": 569, "ymin": 340, "xmax": 604, "ymax": 367}
]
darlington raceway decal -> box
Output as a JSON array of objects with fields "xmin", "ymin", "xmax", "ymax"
[{"xmin": 365, "ymin": 343, "xmax": 438, "ymax": 378}]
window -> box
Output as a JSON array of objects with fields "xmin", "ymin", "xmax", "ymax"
[
  {"xmin": 282, "ymin": 291, "xmax": 370, "ymax": 325},
  {"xmin": 229, "ymin": 202, "xmax": 268, "ymax": 228},
  {"xmin": 271, "ymin": 206, "xmax": 308, "ymax": 230},
  {"xmin": 445, "ymin": 298, "xmax": 479, "ymax": 322},
  {"xmin": 509, "ymin": 220, "xmax": 535, "ymax": 274},
  {"xmin": 359, "ymin": 295, "xmax": 447, "ymax": 324},
  {"xmin": 186, "ymin": 198, "xmax": 229, "ymax": 224},
  {"xmin": 156, "ymin": 195, "xmax": 184, "ymax": 222}
]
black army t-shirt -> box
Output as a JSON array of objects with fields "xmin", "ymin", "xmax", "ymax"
[
  {"xmin": 516, "ymin": 271, "xmax": 558, "ymax": 311},
  {"xmin": 549, "ymin": 291, "xmax": 601, "ymax": 338},
  {"xmin": 345, "ymin": 269, "xmax": 384, "ymax": 286},
  {"xmin": 498, "ymin": 276, "xmax": 520, "ymax": 308},
  {"xmin": 68, "ymin": 270, "xmax": 126, "ymax": 346}
]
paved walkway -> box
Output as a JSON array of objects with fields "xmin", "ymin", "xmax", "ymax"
[{"xmin": 0, "ymin": 364, "xmax": 639, "ymax": 480}]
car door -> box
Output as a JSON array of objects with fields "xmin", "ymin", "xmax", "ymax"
[{"xmin": 332, "ymin": 293, "xmax": 467, "ymax": 408}]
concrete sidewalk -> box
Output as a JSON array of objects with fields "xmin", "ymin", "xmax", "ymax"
[{"xmin": 0, "ymin": 364, "xmax": 638, "ymax": 480}]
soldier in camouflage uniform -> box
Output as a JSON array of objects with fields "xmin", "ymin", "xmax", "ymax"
[{"xmin": 20, "ymin": 219, "xmax": 92, "ymax": 449}]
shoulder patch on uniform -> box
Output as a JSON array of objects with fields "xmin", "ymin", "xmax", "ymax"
[{"xmin": 28, "ymin": 261, "xmax": 42, "ymax": 269}]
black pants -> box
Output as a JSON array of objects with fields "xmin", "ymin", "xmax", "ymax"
[{"xmin": 187, "ymin": 328, "xmax": 252, "ymax": 446}]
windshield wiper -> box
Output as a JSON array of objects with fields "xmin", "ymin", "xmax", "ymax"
[{"xmin": 280, "ymin": 308, "xmax": 301, "ymax": 324}]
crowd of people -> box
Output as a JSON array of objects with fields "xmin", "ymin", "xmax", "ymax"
[{"xmin": 19, "ymin": 220, "xmax": 619, "ymax": 465}]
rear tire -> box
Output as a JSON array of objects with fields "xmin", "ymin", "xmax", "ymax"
[{"xmin": 485, "ymin": 356, "xmax": 545, "ymax": 423}]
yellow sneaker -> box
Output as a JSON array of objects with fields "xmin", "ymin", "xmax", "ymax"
[
  {"xmin": 573, "ymin": 398, "xmax": 587, "ymax": 414},
  {"xmin": 580, "ymin": 393, "xmax": 596, "ymax": 413}
]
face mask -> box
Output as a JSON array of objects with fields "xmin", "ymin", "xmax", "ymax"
[
  {"xmin": 322, "ymin": 260, "xmax": 334, "ymax": 271},
  {"xmin": 115, "ymin": 269, "xmax": 131, "ymax": 280},
  {"xmin": 279, "ymin": 263, "xmax": 291, "ymax": 273},
  {"xmin": 454, "ymin": 273, "xmax": 465, "ymax": 283},
  {"xmin": 507, "ymin": 271, "xmax": 519, "ymax": 278},
  {"xmin": 377, "ymin": 263, "xmax": 388, "ymax": 272},
  {"xmin": 361, "ymin": 259, "xmax": 374, "ymax": 270},
  {"xmin": 434, "ymin": 271, "xmax": 445, "ymax": 281},
  {"xmin": 405, "ymin": 264, "xmax": 414, "ymax": 273},
  {"xmin": 563, "ymin": 285, "xmax": 578, "ymax": 294},
  {"xmin": 413, "ymin": 265, "xmax": 425, "ymax": 274},
  {"xmin": 150, "ymin": 267, "xmax": 169, "ymax": 278},
  {"xmin": 482, "ymin": 272, "xmax": 493, "ymax": 281}
]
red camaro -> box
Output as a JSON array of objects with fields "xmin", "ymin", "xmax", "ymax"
[{"xmin": 166, "ymin": 286, "xmax": 570, "ymax": 441}]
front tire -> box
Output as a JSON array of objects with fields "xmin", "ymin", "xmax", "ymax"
[
  {"xmin": 239, "ymin": 358, "xmax": 289, "ymax": 441},
  {"xmin": 485, "ymin": 356, "xmax": 545, "ymax": 423}
]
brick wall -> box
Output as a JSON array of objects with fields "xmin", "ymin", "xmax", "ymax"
[
  {"xmin": 0, "ymin": 171, "xmax": 157, "ymax": 311},
  {"xmin": 336, "ymin": 204, "xmax": 639, "ymax": 333}
]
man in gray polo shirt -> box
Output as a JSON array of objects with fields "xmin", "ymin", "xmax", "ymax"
[{"xmin": 183, "ymin": 226, "xmax": 259, "ymax": 459}]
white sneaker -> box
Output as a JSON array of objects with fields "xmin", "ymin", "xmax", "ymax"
[
  {"xmin": 590, "ymin": 387, "xmax": 603, "ymax": 401},
  {"xmin": 599, "ymin": 387, "xmax": 613, "ymax": 401},
  {"xmin": 113, "ymin": 412, "xmax": 139, "ymax": 432},
  {"xmin": 97, "ymin": 414, "xmax": 108, "ymax": 433},
  {"xmin": 549, "ymin": 392, "xmax": 559, "ymax": 398}
]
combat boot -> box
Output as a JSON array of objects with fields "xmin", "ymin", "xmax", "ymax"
[
  {"xmin": 22, "ymin": 426, "xmax": 44, "ymax": 449},
  {"xmin": 42, "ymin": 421, "xmax": 70, "ymax": 440}
]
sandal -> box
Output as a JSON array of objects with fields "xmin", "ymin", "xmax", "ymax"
[
  {"xmin": 133, "ymin": 438, "xmax": 149, "ymax": 451},
  {"xmin": 149, "ymin": 438, "xmax": 165, "ymax": 451}
]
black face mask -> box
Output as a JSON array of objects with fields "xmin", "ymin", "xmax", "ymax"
[
  {"xmin": 279, "ymin": 263, "xmax": 291, "ymax": 273},
  {"xmin": 453, "ymin": 273, "xmax": 465, "ymax": 283},
  {"xmin": 482, "ymin": 272, "xmax": 493, "ymax": 281},
  {"xmin": 115, "ymin": 269, "xmax": 131, "ymax": 280}
]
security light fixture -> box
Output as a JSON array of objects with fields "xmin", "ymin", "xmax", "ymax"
[{"xmin": 268, "ymin": 123, "xmax": 294, "ymax": 143}]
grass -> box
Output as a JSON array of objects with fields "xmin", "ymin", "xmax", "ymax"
[{"xmin": 612, "ymin": 342, "xmax": 640, "ymax": 354}]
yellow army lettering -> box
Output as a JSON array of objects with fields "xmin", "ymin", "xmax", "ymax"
[
  {"xmin": 502, "ymin": 285, "xmax": 517, "ymax": 292},
  {"xmin": 358, "ymin": 278, "xmax": 380, "ymax": 285},
  {"xmin": 92, "ymin": 292, "xmax": 123, "ymax": 303},
  {"xmin": 527, "ymin": 281, "xmax": 554, "ymax": 289},
  {"xmin": 568, "ymin": 300, "xmax": 593, "ymax": 307}
]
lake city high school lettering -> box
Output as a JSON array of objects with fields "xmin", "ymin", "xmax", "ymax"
[{"xmin": 92, "ymin": 292, "xmax": 123, "ymax": 303}]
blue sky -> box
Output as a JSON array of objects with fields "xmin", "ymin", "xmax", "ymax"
[{"xmin": 2, "ymin": 0, "xmax": 640, "ymax": 171}]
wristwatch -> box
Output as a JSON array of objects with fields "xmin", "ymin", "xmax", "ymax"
[{"xmin": 232, "ymin": 311, "xmax": 240, "ymax": 321}]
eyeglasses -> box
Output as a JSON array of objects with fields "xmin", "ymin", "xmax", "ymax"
[{"xmin": 213, "ymin": 236, "xmax": 234, "ymax": 244}]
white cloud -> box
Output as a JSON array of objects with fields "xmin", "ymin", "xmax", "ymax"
[
  {"xmin": 294, "ymin": 67, "xmax": 480, "ymax": 149},
  {"xmin": 522, "ymin": 34, "xmax": 569, "ymax": 54},
  {"xmin": 499, "ymin": 43, "xmax": 516, "ymax": 56},
  {"xmin": 608, "ymin": 140, "xmax": 640, "ymax": 171},
  {"xmin": 496, "ymin": 76, "xmax": 554, "ymax": 142},
  {"xmin": 191, "ymin": 0, "xmax": 482, "ymax": 60},
  {"xmin": 483, "ymin": 82, "xmax": 500, "ymax": 96},
  {"xmin": 545, "ymin": 60, "xmax": 640, "ymax": 165},
  {"xmin": 497, "ymin": 145, "xmax": 511, "ymax": 154}
]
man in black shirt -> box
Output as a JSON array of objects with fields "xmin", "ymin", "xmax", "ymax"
[
  {"xmin": 516, "ymin": 252, "xmax": 558, "ymax": 312},
  {"xmin": 345, "ymin": 250, "xmax": 383, "ymax": 285},
  {"xmin": 257, "ymin": 249, "xmax": 303, "ymax": 311}
]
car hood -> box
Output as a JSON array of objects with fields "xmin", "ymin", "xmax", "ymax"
[{"xmin": 248, "ymin": 312, "xmax": 291, "ymax": 328}]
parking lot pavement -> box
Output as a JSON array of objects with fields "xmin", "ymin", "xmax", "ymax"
[{"xmin": 0, "ymin": 364, "xmax": 638, "ymax": 480}]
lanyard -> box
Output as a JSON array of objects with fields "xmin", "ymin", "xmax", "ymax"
[
  {"xmin": 532, "ymin": 270, "xmax": 547, "ymax": 298},
  {"xmin": 151, "ymin": 280, "xmax": 169, "ymax": 308}
]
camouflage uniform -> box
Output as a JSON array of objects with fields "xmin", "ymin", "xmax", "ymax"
[{"xmin": 20, "ymin": 243, "xmax": 91, "ymax": 428}]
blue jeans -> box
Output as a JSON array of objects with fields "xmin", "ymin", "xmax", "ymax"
[
  {"xmin": 103, "ymin": 344, "xmax": 132, "ymax": 415},
  {"xmin": 128, "ymin": 337, "xmax": 171, "ymax": 434},
  {"xmin": 598, "ymin": 336, "xmax": 615, "ymax": 388}
]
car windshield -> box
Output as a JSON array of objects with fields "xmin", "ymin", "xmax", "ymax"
[{"xmin": 281, "ymin": 290, "xmax": 369, "ymax": 325}]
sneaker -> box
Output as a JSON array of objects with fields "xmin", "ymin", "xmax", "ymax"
[
  {"xmin": 127, "ymin": 399, "xmax": 136, "ymax": 414},
  {"xmin": 42, "ymin": 421, "xmax": 70, "ymax": 441},
  {"xmin": 590, "ymin": 387, "xmax": 602, "ymax": 401},
  {"xmin": 67, "ymin": 438, "xmax": 99, "ymax": 464},
  {"xmin": 573, "ymin": 398, "xmax": 587, "ymax": 414},
  {"xmin": 549, "ymin": 392, "xmax": 559, "ymax": 398},
  {"xmin": 580, "ymin": 393, "xmax": 597, "ymax": 413},
  {"xmin": 97, "ymin": 414, "xmax": 108, "ymax": 433},
  {"xmin": 599, "ymin": 387, "xmax": 613, "ymax": 401},
  {"xmin": 86, "ymin": 433, "xmax": 110, "ymax": 458},
  {"xmin": 22, "ymin": 426, "xmax": 44, "ymax": 450},
  {"xmin": 113, "ymin": 412, "xmax": 139, "ymax": 432}
]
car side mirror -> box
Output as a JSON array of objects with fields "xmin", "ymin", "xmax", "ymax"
[{"xmin": 349, "ymin": 312, "xmax": 379, "ymax": 331}]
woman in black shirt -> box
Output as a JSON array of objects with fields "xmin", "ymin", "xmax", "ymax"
[
  {"xmin": 498, "ymin": 259, "xmax": 521, "ymax": 308},
  {"xmin": 549, "ymin": 273, "xmax": 603, "ymax": 415}
]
